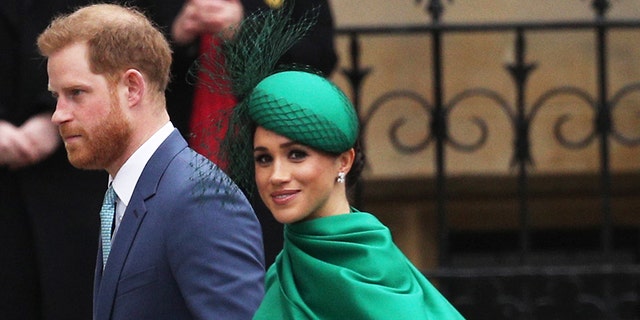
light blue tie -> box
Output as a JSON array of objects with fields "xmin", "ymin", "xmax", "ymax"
[{"xmin": 100, "ymin": 186, "xmax": 116, "ymax": 266}]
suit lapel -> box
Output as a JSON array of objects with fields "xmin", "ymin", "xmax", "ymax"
[{"xmin": 93, "ymin": 130, "xmax": 188, "ymax": 319}]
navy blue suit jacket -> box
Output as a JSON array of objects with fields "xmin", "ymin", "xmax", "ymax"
[{"xmin": 93, "ymin": 130, "xmax": 264, "ymax": 319}]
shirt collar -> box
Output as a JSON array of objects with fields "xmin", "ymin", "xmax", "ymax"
[{"xmin": 110, "ymin": 121, "xmax": 174, "ymax": 206}]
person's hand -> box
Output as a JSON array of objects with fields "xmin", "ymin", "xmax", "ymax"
[
  {"xmin": 0, "ymin": 120, "xmax": 36, "ymax": 168},
  {"xmin": 192, "ymin": 0, "xmax": 244, "ymax": 38},
  {"xmin": 18, "ymin": 113, "xmax": 61, "ymax": 167},
  {"xmin": 172, "ymin": 0, "xmax": 244, "ymax": 45}
]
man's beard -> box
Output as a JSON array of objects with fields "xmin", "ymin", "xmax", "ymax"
[{"xmin": 64, "ymin": 102, "xmax": 132, "ymax": 170}]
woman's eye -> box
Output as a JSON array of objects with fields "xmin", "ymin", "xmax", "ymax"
[
  {"xmin": 289, "ymin": 150, "xmax": 308, "ymax": 160},
  {"xmin": 254, "ymin": 154, "xmax": 272, "ymax": 165}
]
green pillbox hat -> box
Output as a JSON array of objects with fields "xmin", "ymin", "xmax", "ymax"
[{"xmin": 248, "ymin": 71, "xmax": 359, "ymax": 154}]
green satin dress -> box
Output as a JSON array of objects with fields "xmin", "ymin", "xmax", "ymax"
[{"xmin": 253, "ymin": 210, "xmax": 464, "ymax": 319}]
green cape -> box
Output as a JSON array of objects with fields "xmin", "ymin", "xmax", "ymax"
[{"xmin": 253, "ymin": 212, "xmax": 464, "ymax": 319}]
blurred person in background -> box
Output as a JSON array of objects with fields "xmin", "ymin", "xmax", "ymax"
[{"xmin": 0, "ymin": 1, "xmax": 106, "ymax": 319}]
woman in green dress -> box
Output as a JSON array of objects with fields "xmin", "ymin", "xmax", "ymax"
[
  {"xmin": 215, "ymin": 5, "xmax": 464, "ymax": 319},
  {"xmin": 224, "ymin": 70, "xmax": 464, "ymax": 319}
]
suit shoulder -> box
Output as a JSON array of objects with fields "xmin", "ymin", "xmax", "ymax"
[{"xmin": 167, "ymin": 148, "xmax": 243, "ymax": 194}]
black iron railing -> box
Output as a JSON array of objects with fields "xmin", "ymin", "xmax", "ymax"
[{"xmin": 336, "ymin": 1, "xmax": 640, "ymax": 318}]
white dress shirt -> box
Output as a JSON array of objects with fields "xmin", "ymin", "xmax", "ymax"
[{"xmin": 108, "ymin": 121, "xmax": 174, "ymax": 239}]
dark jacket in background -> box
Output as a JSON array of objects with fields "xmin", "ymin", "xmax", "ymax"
[{"xmin": 0, "ymin": 1, "xmax": 107, "ymax": 319}]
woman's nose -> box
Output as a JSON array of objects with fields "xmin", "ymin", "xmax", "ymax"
[{"xmin": 269, "ymin": 161, "xmax": 291, "ymax": 184}]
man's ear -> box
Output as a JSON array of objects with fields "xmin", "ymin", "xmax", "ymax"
[{"xmin": 122, "ymin": 69, "xmax": 145, "ymax": 107}]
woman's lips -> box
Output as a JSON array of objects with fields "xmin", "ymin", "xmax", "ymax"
[{"xmin": 271, "ymin": 190, "xmax": 299, "ymax": 205}]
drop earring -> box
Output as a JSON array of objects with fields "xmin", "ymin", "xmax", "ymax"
[{"xmin": 336, "ymin": 172, "xmax": 346, "ymax": 184}]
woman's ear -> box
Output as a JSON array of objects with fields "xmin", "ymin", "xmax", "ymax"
[
  {"xmin": 122, "ymin": 69, "xmax": 145, "ymax": 107},
  {"xmin": 338, "ymin": 148, "xmax": 356, "ymax": 174}
]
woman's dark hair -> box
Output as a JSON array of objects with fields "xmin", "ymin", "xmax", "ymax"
[{"xmin": 345, "ymin": 138, "xmax": 366, "ymax": 189}]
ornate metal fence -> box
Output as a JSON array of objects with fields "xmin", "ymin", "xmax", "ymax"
[{"xmin": 336, "ymin": 1, "xmax": 640, "ymax": 318}]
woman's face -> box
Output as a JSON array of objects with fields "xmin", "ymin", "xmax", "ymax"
[{"xmin": 253, "ymin": 126, "xmax": 347, "ymax": 224}]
